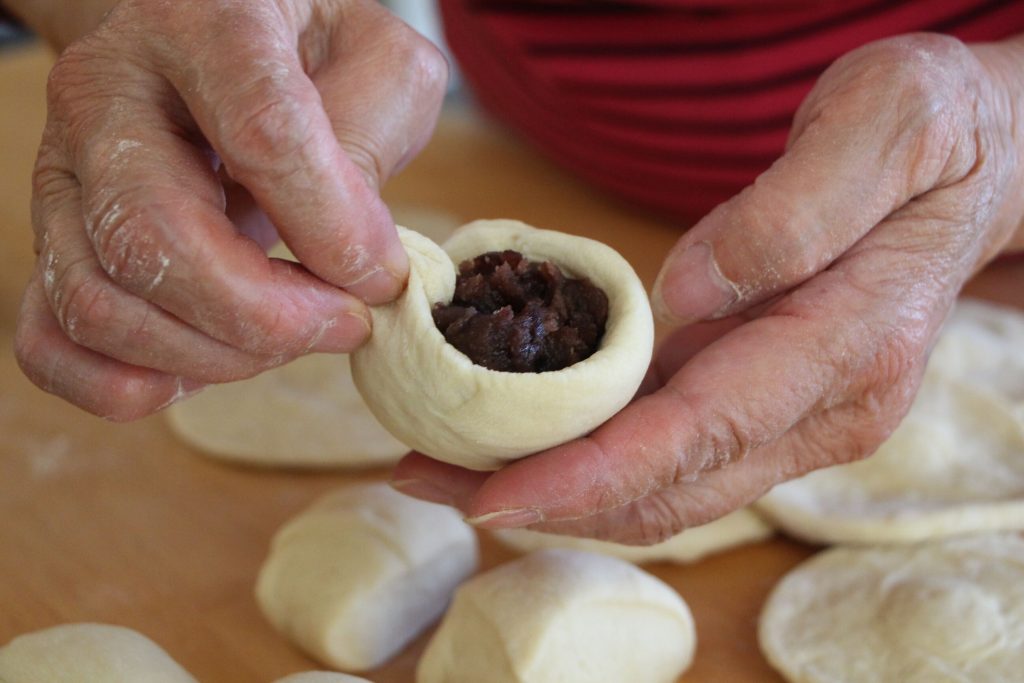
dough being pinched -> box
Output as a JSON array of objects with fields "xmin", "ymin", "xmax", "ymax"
[
  {"xmin": 760, "ymin": 534, "xmax": 1024, "ymax": 683},
  {"xmin": 755, "ymin": 375, "xmax": 1024, "ymax": 544},
  {"xmin": 256, "ymin": 483, "xmax": 478, "ymax": 671},
  {"xmin": 0, "ymin": 623, "xmax": 197, "ymax": 683},
  {"xmin": 417, "ymin": 549, "xmax": 695, "ymax": 683},
  {"xmin": 351, "ymin": 220, "xmax": 654, "ymax": 471},
  {"xmin": 492, "ymin": 507, "xmax": 772, "ymax": 564}
]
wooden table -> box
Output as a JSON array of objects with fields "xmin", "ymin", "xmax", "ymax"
[{"xmin": 1, "ymin": 42, "xmax": 1021, "ymax": 683}]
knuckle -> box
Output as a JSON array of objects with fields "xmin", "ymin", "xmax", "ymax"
[
  {"xmin": 628, "ymin": 494, "xmax": 687, "ymax": 545},
  {"xmin": 218, "ymin": 73, "xmax": 315, "ymax": 182},
  {"xmin": 86, "ymin": 190, "xmax": 172, "ymax": 294},
  {"xmin": 398, "ymin": 32, "xmax": 449, "ymax": 98},
  {"xmin": 57, "ymin": 265, "xmax": 115, "ymax": 344}
]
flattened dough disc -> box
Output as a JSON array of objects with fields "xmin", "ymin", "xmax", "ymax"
[
  {"xmin": 492, "ymin": 507, "xmax": 772, "ymax": 564},
  {"xmin": 930, "ymin": 298, "xmax": 1024, "ymax": 420},
  {"xmin": 760, "ymin": 534, "xmax": 1024, "ymax": 683},
  {"xmin": 755, "ymin": 376, "xmax": 1024, "ymax": 544}
]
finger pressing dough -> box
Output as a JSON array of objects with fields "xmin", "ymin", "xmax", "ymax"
[
  {"xmin": 755, "ymin": 376, "xmax": 1024, "ymax": 544},
  {"xmin": 351, "ymin": 220, "xmax": 654, "ymax": 471},
  {"xmin": 417, "ymin": 549, "xmax": 695, "ymax": 683},
  {"xmin": 256, "ymin": 483, "xmax": 479, "ymax": 671},
  {"xmin": 0, "ymin": 623, "xmax": 197, "ymax": 682},
  {"xmin": 274, "ymin": 673, "xmax": 374, "ymax": 683},
  {"xmin": 759, "ymin": 534, "xmax": 1024, "ymax": 683},
  {"xmin": 929, "ymin": 298, "xmax": 1024, "ymax": 418},
  {"xmin": 492, "ymin": 507, "xmax": 772, "ymax": 564}
]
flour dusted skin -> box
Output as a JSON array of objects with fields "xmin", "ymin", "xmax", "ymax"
[{"xmin": 351, "ymin": 220, "xmax": 654, "ymax": 471}]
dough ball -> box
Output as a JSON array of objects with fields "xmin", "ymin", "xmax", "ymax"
[
  {"xmin": 351, "ymin": 220, "xmax": 654, "ymax": 470},
  {"xmin": 274, "ymin": 673, "xmax": 373, "ymax": 683},
  {"xmin": 929, "ymin": 298, "xmax": 1024, "ymax": 416},
  {"xmin": 256, "ymin": 483, "xmax": 479, "ymax": 671},
  {"xmin": 165, "ymin": 353, "xmax": 407, "ymax": 469},
  {"xmin": 492, "ymin": 507, "xmax": 772, "ymax": 564},
  {"xmin": 0, "ymin": 623, "xmax": 197, "ymax": 682},
  {"xmin": 417, "ymin": 549, "xmax": 695, "ymax": 683},
  {"xmin": 760, "ymin": 534, "xmax": 1024, "ymax": 683},
  {"xmin": 755, "ymin": 375, "xmax": 1024, "ymax": 544}
]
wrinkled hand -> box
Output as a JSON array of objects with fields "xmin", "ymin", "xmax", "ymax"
[
  {"xmin": 15, "ymin": 0, "xmax": 447, "ymax": 419},
  {"xmin": 394, "ymin": 33, "xmax": 1024, "ymax": 544}
]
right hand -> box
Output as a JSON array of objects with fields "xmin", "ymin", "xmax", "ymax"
[{"xmin": 14, "ymin": 0, "xmax": 448, "ymax": 420}]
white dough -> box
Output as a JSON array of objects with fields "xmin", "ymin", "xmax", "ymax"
[
  {"xmin": 165, "ymin": 242, "xmax": 408, "ymax": 469},
  {"xmin": 166, "ymin": 354, "xmax": 407, "ymax": 468},
  {"xmin": 755, "ymin": 376, "xmax": 1024, "ymax": 544},
  {"xmin": 351, "ymin": 220, "xmax": 654, "ymax": 470},
  {"xmin": 256, "ymin": 483, "xmax": 479, "ymax": 671},
  {"xmin": 0, "ymin": 623, "xmax": 197, "ymax": 682},
  {"xmin": 492, "ymin": 507, "xmax": 772, "ymax": 564},
  {"xmin": 759, "ymin": 534, "xmax": 1024, "ymax": 683},
  {"xmin": 274, "ymin": 673, "xmax": 373, "ymax": 683},
  {"xmin": 929, "ymin": 298, "xmax": 1024, "ymax": 416},
  {"xmin": 417, "ymin": 549, "xmax": 695, "ymax": 683}
]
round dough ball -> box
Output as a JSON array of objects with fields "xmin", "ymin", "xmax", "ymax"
[
  {"xmin": 755, "ymin": 375, "xmax": 1024, "ymax": 544},
  {"xmin": 351, "ymin": 220, "xmax": 654, "ymax": 471},
  {"xmin": 256, "ymin": 483, "xmax": 479, "ymax": 671},
  {"xmin": 166, "ymin": 354, "xmax": 407, "ymax": 468},
  {"xmin": 0, "ymin": 623, "xmax": 197, "ymax": 682},
  {"xmin": 760, "ymin": 534, "xmax": 1024, "ymax": 683},
  {"xmin": 417, "ymin": 549, "xmax": 695, "ymax": 683},
  {"xmin": 274, "ymin": 673, "xmax": 373, "ymax": 683},
  {"xmin": 492, "ymin": 507, "xmax": 772, "ymax": 564}
]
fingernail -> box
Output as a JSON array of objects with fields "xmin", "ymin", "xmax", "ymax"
[
  {"xmin": 390, "ymin": 479, "xmax": 455, "ymax": 507},
  {"xmin": 311, "ymin": 309, "xmax": 372, "ymax": 353},
  {"xmin": 343, "ymin": 236, "xmax": 409, "ymax": 306},
  {"xmin": 651, "ymin": 241, "xmax": 739, "ymax": 326},
  {"xmin": 466, "ymin": 507, "xmax": 544, "ymax": 529}
]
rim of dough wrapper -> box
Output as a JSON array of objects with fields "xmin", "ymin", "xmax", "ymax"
[{"xmin": 351, "ymin": 219, "xmax": 654, "ymax": 471}]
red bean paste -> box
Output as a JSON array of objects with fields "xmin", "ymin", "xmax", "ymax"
[{"xmin": 432, "ymin": 250, "xmax": 609, "ymax": 372}]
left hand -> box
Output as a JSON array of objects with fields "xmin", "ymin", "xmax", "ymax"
[{"xmin": 392, "ymin": 32, "xmax": 1024, "ymax": 544}]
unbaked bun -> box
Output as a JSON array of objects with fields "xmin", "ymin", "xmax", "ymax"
[{"xmin": 351, "ymin": 220, "xmax": 654, "ymax": 471}]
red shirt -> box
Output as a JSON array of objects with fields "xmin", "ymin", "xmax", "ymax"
[{"xmin": 441, "ymin": 0, "xmax": 1024, "ymax": 220}]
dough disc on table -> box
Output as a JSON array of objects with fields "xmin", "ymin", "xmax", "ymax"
[
  {"xmin": 256, "ymin": 483, "xmax": 478, "ymax": 671},
  {"xmin": 0, "ymin": 623, "xmax": 197, "ymax": 682},
  {"xmin": 492, "ymin": 507, "xmax": 772, "ymax": 564},
  {"xmin": 929, "ymin": 298, "xmax": 1024, "ymax": 421},
  {"xmin": 166, "ymin": 354, "xmax": 407, "ymax": 468},
  {"xmin": 760, "ymin": 534, "xmax": 1024, "ymax": 683},
  {"xmin": 352, "ymin": 220, "xmax": 654, "ymax": 471},
  {"xmin": 755, "ymin": 375, "xmax": 1024, "ymax": 544},
  {"xmin": 165, "ymin": 241, "xmax": 411, "ymax": 469},
  {"xmin": 417, "ymin": 549, "xmax": 695, "ymax": 683}
]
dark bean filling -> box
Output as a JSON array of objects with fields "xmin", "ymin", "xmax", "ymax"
[{"xmin": 432, "ymin": 250, "xmax": 609, "ymax": 373}]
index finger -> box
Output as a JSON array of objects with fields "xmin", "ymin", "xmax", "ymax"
[{"xmin": 150, "ymin": 2, "xmax": 408, "ymax": 304}]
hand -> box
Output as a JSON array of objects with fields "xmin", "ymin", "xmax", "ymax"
[
  {"xmin": 393, "ymin": 33, "xmax": 1024, "ymax": 544},
  {"xmin": 14, "ymin": 0, "xmax": 448, "ymax": 420}
]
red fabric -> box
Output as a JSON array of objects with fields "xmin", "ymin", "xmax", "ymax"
[{"xmin": 441, "ymin": 0, "xmax": 1024, "ymax": 219}]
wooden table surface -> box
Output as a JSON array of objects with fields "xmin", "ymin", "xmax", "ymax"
[{"xmin": 1, "ymin": 43, "xmax": 1022, "ymax": 683}]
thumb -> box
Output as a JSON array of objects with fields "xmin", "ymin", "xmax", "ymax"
[{"xmin": 651, "ymin": 35, "xmax": 979, "ymax": 325}]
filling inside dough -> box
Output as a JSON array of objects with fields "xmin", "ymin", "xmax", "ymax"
[{"xmin": 432, "ymin": 250, "xmax": 609, "ymax": 372}]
